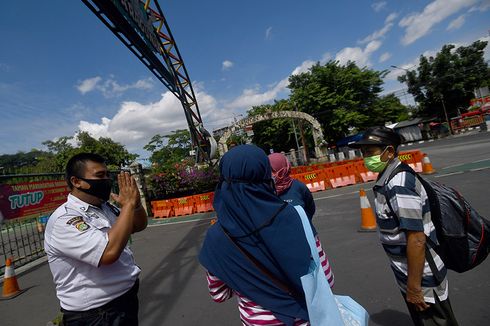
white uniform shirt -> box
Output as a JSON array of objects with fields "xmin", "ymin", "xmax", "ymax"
[{"xmin": 44, "ymin": 194, "xmax": 140, "ymax": 311}]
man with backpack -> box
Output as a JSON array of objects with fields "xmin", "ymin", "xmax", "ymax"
[{"xmin": 350, "ymin": 127, "xmax": 458, "ymax": 326}]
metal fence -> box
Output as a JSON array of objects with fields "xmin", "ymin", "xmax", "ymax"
[
  {"xmin": 0, "ymin": 172, "xmax": 64, "ymax": 274},
  {"xmin": 0, "ymin": 217, "xmax": 45, "ymax": 274}
]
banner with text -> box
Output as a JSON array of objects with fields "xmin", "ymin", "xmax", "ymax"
[{"xmin": 0, "ymin": 180, "xmax": 69, "ymax": 221}]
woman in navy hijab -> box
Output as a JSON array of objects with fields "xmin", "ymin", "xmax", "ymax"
[{"xmin": 199, "ymin": 145, "xmax": 333, "ymax": 326}]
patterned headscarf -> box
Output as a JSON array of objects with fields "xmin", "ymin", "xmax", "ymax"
[{"xmin": 268, "ymin": 153, "xmax": 293, "ymax": 195}]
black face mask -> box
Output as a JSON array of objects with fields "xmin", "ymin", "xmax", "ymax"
[{"xmin": 76, "ymin": 177, "xmax": 113, "ymax": 201}]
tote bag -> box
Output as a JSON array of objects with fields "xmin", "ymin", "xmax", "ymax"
[{"xmin": 294, "ymin": 206, "xmax": 369, "ymax": 326}]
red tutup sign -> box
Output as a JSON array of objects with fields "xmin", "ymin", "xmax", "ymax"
[{"xmin": 0, "ymin": 180, "xmax": 69, "ymax": 221}]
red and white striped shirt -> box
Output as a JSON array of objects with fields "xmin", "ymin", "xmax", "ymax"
[{"xmin": 206, "ymin": 235, "xmax": 334, "ymax": 326}]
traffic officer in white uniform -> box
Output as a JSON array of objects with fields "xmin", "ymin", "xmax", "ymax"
[{"xmin": 44, "ymin": 153, "xmax": 147, "ymax": 325}]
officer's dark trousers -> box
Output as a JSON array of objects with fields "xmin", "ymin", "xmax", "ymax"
[
  {"xmin": 61, "ymin": 279, "xmax": 139, "ymax": 326},
  {"xmin": 403, "ymin": 293, "xmax": 458, "ymax": 326}
]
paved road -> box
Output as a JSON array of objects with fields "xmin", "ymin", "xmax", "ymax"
[{"xmin": 1, "ymin": 131, "xmax": 489, "ymax": 325}]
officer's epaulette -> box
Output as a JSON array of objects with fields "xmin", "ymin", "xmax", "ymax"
[{"xmin": 107, "ymin": 202, "xmax": 121, "ymax": 216}]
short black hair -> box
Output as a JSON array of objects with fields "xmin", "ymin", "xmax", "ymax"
[{"xmin": 65, "ymin": 153, "xmax": 106, "ymax": 189}]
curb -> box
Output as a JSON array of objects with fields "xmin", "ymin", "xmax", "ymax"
[{"xmin": 148, "ymin": 211, "xmax": 215, "ymax": 226}]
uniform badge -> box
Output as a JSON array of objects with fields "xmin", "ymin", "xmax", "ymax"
[
  {"xmin": 66, "ymin": 216, "xmax": 90, "ymax": 232},
  {"xmin": 75, "ymin": 221, "xmax": 90, "ymax": 232}
]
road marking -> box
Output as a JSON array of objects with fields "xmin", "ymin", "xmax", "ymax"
[
  {"xmin": 148, "ymin": 217, "xmax": 214, "ymax": 227},
  {"xmin": 434, "ymin": 171, "xmax": 464, "ymax": 178},
  {"xmin": 442, "ymin": 162, "xmax": 466, "ymax": 170},
  {"xmin": 314, "ymin": 190, "xmax": 359, "ymax": 201},
  {"xmin": 469, "ymin": 167, "xmax": 490, "ymax": 172},
  {"xmin": 471, "ymin": 158, "xmax": 490, "ymax": 163},
  {"xmin": 442, "ymin": 158, "xmax": 490, "ymax": 170}
]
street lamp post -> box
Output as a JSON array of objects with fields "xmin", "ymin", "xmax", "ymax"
[{"xmin": 439, "ymin": 94, "xmax": 453, "ymax": 135}]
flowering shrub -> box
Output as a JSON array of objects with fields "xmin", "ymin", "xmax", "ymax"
[{"xmin": 148, "ymin": 161, "xmax": 219, "ymax": 199}]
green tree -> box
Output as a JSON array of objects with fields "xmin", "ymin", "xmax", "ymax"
[
  {"xmin": 0, "ymin": 149, "xmax": 52, "ymax": 174},
  {"xmin": 144, "ymin": 129, "xmax": 192, "ymax": 171},
  {"xmin": 41, "ymin": 136, "xmax": 76, "ymax": 172},
  {"xmin": 41, "ymin": 132, "xmax": 137, "ymax": 171},
  {"xmin": 398, "ymin": 40, "xmax": 489, "ymax": 119},
  {"xmin": 77, "ymin": 132, "xmax": 138, "ymax": 169},
  {"xmin": 1, "ymin": 133, "xmax": 137, "ymax": 174},
  {"xmin": 288, "ymin": 60, "xmax": 391, "ymax": 143},
  {"xmin": 371, "ymin": 94, "xmax": 410, "ymax": 126}
]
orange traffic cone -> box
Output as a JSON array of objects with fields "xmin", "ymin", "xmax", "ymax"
[
  {"xmin": 422, "ymin": 155, "xmax": 435, "ymax": 174},
  {"xmin": 1, "ymin": 258, "xmax": 24, "ymax": 299},
  {"xmin": 358, "ymin": 188, "xmax": 377, "ymax": 232},
  {"xmin": 210, "ymin": 218, "xmax": 217, "ymax": 226}
]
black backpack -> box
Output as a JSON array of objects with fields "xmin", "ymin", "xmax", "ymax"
[{"xmin": 385, "ymin": 163, "xmax": 490, "ymax": 273}]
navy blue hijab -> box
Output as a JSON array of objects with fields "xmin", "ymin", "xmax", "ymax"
[{"xmin": 199, "ymin": 145, "xmax": 311, "ymax": 325}]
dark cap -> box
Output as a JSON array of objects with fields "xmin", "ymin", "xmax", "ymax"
[{"xmin": 349, "ymin": 126, "xmax": 402, "ymax": 148}]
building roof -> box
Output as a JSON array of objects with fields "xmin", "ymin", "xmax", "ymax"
[{"xmin": 393, "ymin": 118, "xmax": 424, "ymax": 129}]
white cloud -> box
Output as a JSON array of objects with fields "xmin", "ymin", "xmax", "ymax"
[
  {"xmin": 469, "ymin": 0, "xmax": 490, "ymax": 12},
  {"xmin": 76, "ymin": 76, "xmax": 102, "ymax": 94},
  {"xmin": 385, "ymin": 12, "xmax": 399, "ymax": 24},
  {"xmin": 77, "ymin": 89, "xmax": 225, "ymax": 152},
  {"xmin": 76, "ymin": 76, "xmax": 154, "ymax": 97},
  {"xmin": 447, "ymin": 14, "xmax": 466, "ymax": 31},
  {"xmin": 372, "ymin": 1, "xmax": 387, "ymax": 12},
  {"xmin": 336, "ymin": 40, "xmax": 382, "ymax": 67},
  {"xmin": 225, "ymin": 80, "xmax": 288, "ymax": 110},
  {"xmin": 379, "ymin": 52, "xmax": 392, "ymax": 63},
  {"xmin": 74, "ymin": 56, "xmax": 337, "ymax": 151},
  {"xmin": 222, "ymin": 60, "xmax": 234, "ymax": 71},
  {"xmin": 359, "ymin": 12, "xmax": 397, "ymax": 46},
  {"xmin": 359, "ymin": 22, "xmax": 394, "ymax": 44},
  {"xmin": 226, "ymin": 59, "xmax": 320, "ymax": 110},
  {"xmin": 399, "ymin": 0, "xmax": 478, "ymax": 46},
  {"xmin": 478, "ymin": 35, "xmax": 490, "ymax": 60},
  {"xmin": 265, "ymin": 27, "xmax": 273, "ymax": 40}
]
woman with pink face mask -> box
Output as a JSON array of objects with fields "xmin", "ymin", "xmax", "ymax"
[
  {"xmin": 268, "ymin": 153, "xmax": 316, "ymax": 224},
  {"xmin": 268, "ymin": 152, "xmax": 333, "ymax": 286}
]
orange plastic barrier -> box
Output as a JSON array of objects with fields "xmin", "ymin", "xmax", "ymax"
[
  {"xmin": 151, "ymin": 199, "xmax": 174, "ymax": 218},
  {"xmin": 173, "ymin": 196, "xmax": 196, "ymax": 217},
  {"xmin": 195, "ymin": 192, "xmax": 215, "ymax": 213},
  {"xmin": 352, "ymin": 161, "xmax": 379, "ymax": 183},
  {"xmin": 292, "ymin": 170, "xmax": 328, "ymax": 192},
  {"xmin": 398, "ymin": 151, "xmax": 423, "ymax": 173},
  {"xmin": 291, "ymin": 166, "xmax": 307, "ymax": 174},
  {"xmin": 324, "ymin": 165, "xmax": 357, "ymax": 188}
]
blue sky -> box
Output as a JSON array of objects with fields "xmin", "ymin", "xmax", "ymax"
[{"xmin": 1, "ymin": 0, "xmax": 489, "ymax": 158}]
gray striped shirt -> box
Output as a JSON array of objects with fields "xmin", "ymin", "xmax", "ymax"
[{"xmin": 373, "ymin": 158, "xmax": 448, "ymax": 303}]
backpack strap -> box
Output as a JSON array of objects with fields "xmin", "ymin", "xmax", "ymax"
[{"xmin": 382, "ymin": 163, "xmax": 444, "ymax": 284}]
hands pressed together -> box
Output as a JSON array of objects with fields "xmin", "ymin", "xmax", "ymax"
[{"xmin": 111, "ymin": 172, "xmax": 140, "ymax": 209}]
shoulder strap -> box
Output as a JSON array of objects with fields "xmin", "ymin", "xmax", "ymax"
[
  {"xmin": 219, "ymin": 222, "xmax": 300, "ymax": 298},
  {"xmin": 382, "ymin": 163, "xmax": 444, "ymax": 284},
  {"xmin": 387, "ymin": 162, "xmax": 416, "ymax": 184}
]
